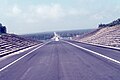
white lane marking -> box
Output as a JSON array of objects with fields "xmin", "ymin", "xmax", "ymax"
[
  {"xmin": 74, "ymin": 40, "xmax": 120, "ymax": 51},
  {"xmin": 86, "ymin": 42, "xmax": 120, "ymax": 50},
  {"xmin": 64, "ymin": 41, "xmax": 120, "ymax": 64},
  {"xmin": 0, "ymin": 42, "xmax": 51, "ymax": 72},
  {"xmin": 0, "ymin": 44, "xmax": 41, "ymax": 62}
]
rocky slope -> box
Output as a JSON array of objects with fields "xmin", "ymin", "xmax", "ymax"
[
  {"xmin": 76, "ymin": 18, "xmax": 120, "ymax": 47},
  {"xmin": 0, "ymin": 34, "xmax": 41, "ymax": 56}
]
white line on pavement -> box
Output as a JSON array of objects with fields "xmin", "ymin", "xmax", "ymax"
[
  {"xmin": 64, "ymin": 41, "xmax": 120, "ymax": 64},
  {"xmin": 74, "ymin": 40, "xmax": 120, "ymax": 51},
  {"xmin": 0, "ymin": 41, "xmax": 51, "ymax": 72},
  {"xmin": 0, "ymin": 44, "xmax": 41, "ymax": 62},
  {"xmin": 86, "ymin": 42, "xmax": 120, "ymax": 50}
]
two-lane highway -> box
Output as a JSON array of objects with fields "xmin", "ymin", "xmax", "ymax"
[{"xmin": 0, "ymin": 41, "xmax": 120, "ymax": 80}]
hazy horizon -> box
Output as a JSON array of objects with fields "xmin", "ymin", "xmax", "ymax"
[
  {"xmin": 0, "ymin": 0, "xmax": 120, "ymax": 34},
  {"xmin": 19, "ymin": 28, "xmax": 95, "ymax": 35}
]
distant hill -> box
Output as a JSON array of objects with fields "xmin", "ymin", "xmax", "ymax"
[
  {"xmin": 76, "ymin": 18, "xmax": 120, "ymax": 47},
  {"xmin": 20, "ymin": 29, "xmax": 95, "ymax": 40}
]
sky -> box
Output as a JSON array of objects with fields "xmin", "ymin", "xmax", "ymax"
[{"xmin": 0, "ymin": 0, "xmax": 120, "ymax": 34}]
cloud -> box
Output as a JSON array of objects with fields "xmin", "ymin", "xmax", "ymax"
[
  {"xmin": 7, "ymin": 5, "xmax": 22, "ymax": 16},
  {"xmin": 2, "ymin": 3, "xmax": 91, "ymax": 34},
  {"xmin": 5, "ymin": 4, "xmax": 89, "ymax": 22},
  {"xmin": 22, "ymin": 4, "xmax": 65, "ymax": 23},
  {"xmin": 12, "ymin": 5, "xmax": 22, "ymax": 15},
  {"xmin": 34, "ymin": 4, "xmax": 65, "ymax": 19},
  {"xmin": 68, "ymin": 8, "xmax": 89, "ymax": 16},
  {"xmin": 91, "ymin": 13, "xmax": 104, "ymax": 20}
]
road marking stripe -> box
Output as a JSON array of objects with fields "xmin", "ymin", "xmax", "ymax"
[
  {"xmin": 0, "ymin": 44, "xmax": 41, "ymax": 62},
  {"xmin": 0, "ymin": 41, "xmax": 51, "ymax": 72},
  {"xmin": 64, "ymin": 41, "xmax": 120, "ymax": 64},
  {"xmin": 73, "ymin": 40, "xmax": 120, "ymax": 51}
]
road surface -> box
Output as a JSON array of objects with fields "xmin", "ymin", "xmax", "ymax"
[{"xmin": 0, "ymin": 41, "xmax": 120, "ymax": 80}]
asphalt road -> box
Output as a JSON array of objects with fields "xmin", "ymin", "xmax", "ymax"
[
  {"xmin": 0, "ymin": 41, "xmax": 120, "ymax": 80},
  {"xmin": 68, "ymin": 40, "xmax": 120, "ymax": 61}
]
